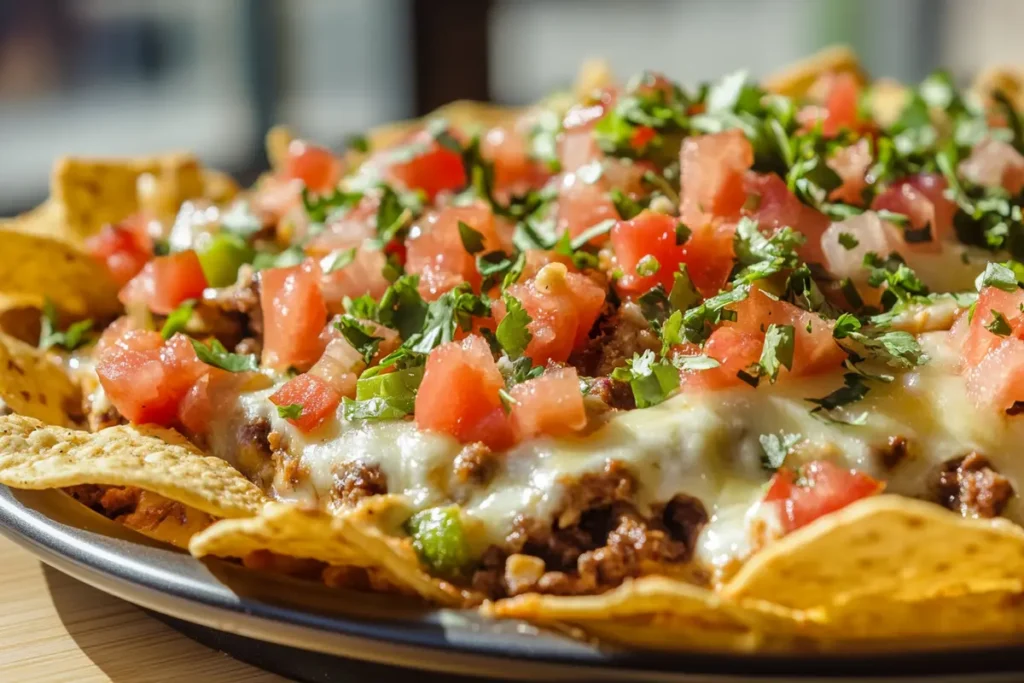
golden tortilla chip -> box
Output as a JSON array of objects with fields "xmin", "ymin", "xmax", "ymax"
[
  {"xmin": 52, "ymin": 152, "xmax": 204, "ymax": 240},
  {"xmin": 0, "ymin": 415, "xmax": 267, "ymax": 518},
  {"xmin": 573, "ymin": 58, "xmax": 616, "ymax": 101},
  {"xmin": 0, "ymin": 333, "xmax": 81, "ymax": 427},
  {"xmin": 722, "ymin": 495, "xmax": 1024, "ymax": 610},
  {"xmin": 803, "ymin": 580, "xmax": 1024, "ymax": 647},
  {"xmin": 265, "ymin": 126, "xmax": 295, "ymax": 173},
  {"xmin": 0, "ymin": 199, "xmax": 66, "ymax": 243},
  {"xmin": 190, "ymin": 496, "xmax": 476, "ymax": 607},
  {"xmin": 762, "ymin": 44, "xmax": 866, "ymax": 98},
  {"xmin": 0, "ymin": 228, "xmax": 120, "ymax": 321},
  {"xmin": 485, "ymin": 576, "xmax": 805, "ymax": 652}
]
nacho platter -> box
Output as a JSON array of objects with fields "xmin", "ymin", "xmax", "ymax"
[{"xmin": 4, "ymin": 46, "xmax": 1024, "ymax": 674}]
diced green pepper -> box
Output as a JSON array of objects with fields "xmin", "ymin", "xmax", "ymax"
[
  {"xmin": 405, "ymin": 506, "xmax": 471, "ymax": 576},
  {"xmin": 197, "ymin": 232, "xmax": 254, "ymax": 287}
]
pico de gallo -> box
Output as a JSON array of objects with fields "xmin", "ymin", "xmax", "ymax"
[{"xmin": 59, "ymin": 61, "xmax": 1024, "ymax": 594}]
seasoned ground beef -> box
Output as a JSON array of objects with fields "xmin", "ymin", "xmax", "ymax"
[
  {"xmin": 878, "ymin": 435, "xmax": 910, "ymax": 470},
  {"xmin": 200, "ymin": 265, "xmax": 263, "ymax": 353},
  {"xmin": 583, "ymin": 376, "xmax": 636, "ymax": 411},
  {"xmin": 471, "ymin": 460, "xmax": 708, "ymax": 598},
  {"xmin": 935, "ymin": 452, "xmax": 1014, "ymax": 518},
  {"xmin": 452, "ymin": 442, "xmax": 498, "ymax": 486},
  {"xmin": 331, "ymin": 461, "xmax": 388, "ymax": 507},
  {"xmin": 570, "ymin": 302, "xmax": 660, "ymax": 377}
]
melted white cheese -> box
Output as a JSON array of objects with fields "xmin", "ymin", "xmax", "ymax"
[{"xmin": 209, "ymin": 331, "xmax": 1024, "ymax": 570}]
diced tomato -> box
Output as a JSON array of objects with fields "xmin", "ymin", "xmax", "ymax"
[
  {"xmin": 957, "ymin": 286, "xmax": 1024, "ymax": 367},
  {"xmin": 96, "ymin": 330, "xmax": 209, "ymax": 426},
  {"xmin": 84, "ymin": 217, "xmax": 154, "ymax": 287},
  {"xmin": 269, "ymin": 373, "xmax": 342, "ymax": 432},
  {"xmin": 764, "ymin": 460, "xmax": 884, "ymax": 532},
  {"xmin": 414, "ymin": 335, "xmax": 514, "ymax": 449},
  {"xmin": 556, "ymin": 173, "xmax": 620, "ymax": 242},
  {"xmin": 629, "ymin": 125, "xmax": 657, "ymax": 152},
  {"xmin": 260, "ymin": 259, "xmax": 328, "ymax": 371},
  {"xmin": 177, "ymin": 369, "xmax": 253, "ymax": 437},
  {"xmin": 383, "ymin": 129, "xmax": 467, "ymax": 200},
  {"xmin": 406, "ymin": 203, "xmax": 506, "ymax": 299},
  {"xmin": 317, "ymin": 249, "xmax": 391, "ymax": 313},
  {"xmin": 611, "ymin": 210, "xmax": 733, "ymax": 298},
  {"xmin": 482, "ymin": 124, "xmax": 549, "ymax": 190},
  {"xmin": 283, "ymin": 140, "xmax": 343, "ymax": 193},
  {"xmin": 520, "ymin": 249, "xmax": 576, "ymax": 281},
  {"xmin": 509, "ymin": 367, "xmax": 586, "ymax": 439},
  {"xmin": 871, "ymin": 173, "xmax": 955, "ymax": 250},
  {"xmin": 676, "ymin": 326, "xmax": 763, "ymax": 392},
  {"xmin": 796, "ymin": 72, "xmax": 863, "ymax": 137},
  {"xmin": 959, "ymin": 138, "xmax": 1024, "ymax": 195},
  {"xmin": 962, "ymin": 337, "xmax": 1024, "ymax": 412},
  {"xmin": 118, "ymin": 250, "xmax": 208, "ymax": 315},
  {"xmin": 728, "ymin": 287, "xmax": 846, "ymax": 378},
  {"xmin": 494, "ymin": 265, "xmax": 605, "ymax": 365},
  {"xmin": 828, "ymin": 139, "xmax": 872, "ymax": 205},
  {"xmin": 559, "ymin": 101, "xmax": 609, "ymax": 172},
  {"xmin": 820, "ymin": 211, "xmax": 904, "ymax": 282},
  {"xmin": 743, "ymin": 173, "xmax": 831, "ymax": 264},
  {"xmin": 679, "ymin": 130, "xmax": 753, "ymax": 226}
]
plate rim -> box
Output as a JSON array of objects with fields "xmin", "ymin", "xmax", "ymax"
[{"xmin": 4, "ymin": 484, "xmax": 1024, "ymax": 682}]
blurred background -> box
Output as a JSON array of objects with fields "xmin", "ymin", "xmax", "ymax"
[{"xmin": 0, "ymin": 0, "xmax": 1021, "ymax": 216}]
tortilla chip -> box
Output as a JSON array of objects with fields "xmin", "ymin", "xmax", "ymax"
[
  {"xmin": 0, "ymin": 334, "xmax": 81, "ymax": 427},
  {"xmin": 722, "ymin": 495, "xmax": 1024, "ymax": 610},
  {"xmin": 485, "ymin": 576, "xmax": 805, "ymax": 652},
  {"xmin": 201, "ymin": 169, "xmax": 240, "ymax": 204},
  {"xmin": 972, "ymin": 66, "xmax": 1024, "ymax": 108},
  {"xmin": 52, "ymin": 153, "xmax": 204, "ymax": 240},
  {"xmin": 265, "ymin": 126, "xmax": 294, "ymax": 173},
  {"xmin": 0, "ymin": 228, "xmax": 120, "ymax": 321},
  {"xmin": 0, "ymin": 415, "xmax": 267, "ymax": 518},
  {"xmin": 802, "ymin": 580, "xmax": 1024, "ymax": 646},
  {"xmin": 190, "ymin": 496, "xmax": 476, "ymax": 607},
  {"xmin": 762, "ymin": 44, "xmax": 866, "ymax": 98},
  {"xmin": 0, "ymin": 293, "xmax": 46, "ymax": 344},
  {"xmin": 573, "ymin": 58, "xmax": 616, "ymax": 101}
]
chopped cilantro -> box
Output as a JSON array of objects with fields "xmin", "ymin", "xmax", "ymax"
[
  {"xmin": 668, "ymin": 265, "xmax": 701, "ymax": 312},
  {"xmin": 570, "ymin": 219, "xmax": 617, "ymax": 249},
  {"xmin": 345, "ymin": 294, "xmax": 379, "ymax": 320},
  {"xmin": 377, "ymin": 275, "xmax": 429, "ymax": 340},
  {"xmin": 636, "ymin": 254, "xmax": 661, "ymax": 277},
  {"xmin": 500, "ymin": 355, "xmax": 543, "ymax": 387},
  {"xmin": 342, "ymin": 396, "xmax": 414, "ymax": 421},
  {"xmin": 345, "ymin": 133, "xmax": 370, "ymax": 153},
  {"xmin": 301, "ymin": 187, "xmax": 362, "ymax": 224},
  {"xmin": 39, "ymin": 300, "xmax": 93, "ymax": 351},
  {"xmin": 160, "ymin": 300, "xmax": 196, "ymax": 340},
  {"xmin": 495, "ymin": 295, "xmax": 532, "ymax": 359},
  {"xmin": 675, "ymin": 222, "xmax": 691, "ymax": 245},
  {"xmin": 806, "ymin": 373, "xmax": 871, "ymax": 424},
  {"xmin": 759, "ymin": 432, "xmax": 802, "ymax": 471},
  {"xmin": 276, "ymin": 404, "xmax": 304, "ymax": 420},
  {"xmin": 407, "ymin": 285, "xmax": 489, "ymax": 354},
  {"xmin": 376, "ymin": 185, "xmax": 414, "ymax": 243},
  {"xmin": 976, "ymin": 261, "xmax": 1019, "ymax": 292},
  {"xmin": 838, "ymin": 232, "xmax": 859, "ymax": 250},
  {"xmin": 335, "ymin": 316, "xmax": 384, "ymax": 364},
  {"xmin": 457, "ymin": 221, "xmax": 486, "ymax": 255},
  {"xmin": 189, "ymin": 338, "xmax": 258, "ymax": 373},
  {"xmin": 679, "ymin": 285, "xmax": 750, "ymax": 344},
  {"xmin": 758, "ymin": 324, "xmax": 795, "ymax": 383},
  {"xmin": 609, "ymin": 349, "xmax": 680, "ymax": 408},
  {"xmin": 986, "ymin": 310, "xmax": 1013, "ymax": 336},
  {"xmin": 611, "ymin": 189, "xmax": 644, "ymax": 220},
  {"xmin": 323, "ymin": 247, "xmax": 357, "ymax": 273}
]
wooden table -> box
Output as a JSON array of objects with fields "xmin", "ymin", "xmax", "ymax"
[{"xmin": 0, "ymin": 535, "xmax": 289, "ymax": 682}]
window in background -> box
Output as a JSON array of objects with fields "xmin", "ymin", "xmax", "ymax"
[
  {"xmin": 276, "ymin": 0, "xmax": 412, "ymax": 148},
  {"xmin": 0, "ymin": 0, "xmax": 254, "ymax": 214}
]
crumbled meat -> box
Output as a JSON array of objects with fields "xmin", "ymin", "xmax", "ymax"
[
  {"xmin": 202, "ymin": 265, "xmax": 263, "ymax": 346},
  {"xmin": 471, "ymin": 460, "xmax": 708, "ymax": 598},
  {"xmin": 660, "ymin": 493, "xmax": 710, "ymax": 551},
  {"xmin": 452, "ymin": 442, "xmax": 498, "ymax": 486},
  {"xmin": 65, "ymin": 484, "xmax": 107, "ymax": 509},
  {"xmin": 554, "ymin": 460, "xmax": 635, "ymax": 528},
  {"xmin": 582, "ymin": 376, "xmax": 636, "ymax": 411},
  {"xmin": 99, "ymin": 486, "xmax": 142, "ymax": 516},
  {"xmin": 119, "ymin": 492, "xmax": 190, "ymax": 531},
  {"xmin": 570, "ymin": 302, "xmax": 660, "ymax": 377},
  {"xmin": 935, "ymin": 452, "xmax": 1014, "ymax": 518},
  {"xmin": 877, "ymin": 435, "xmax": 910, "ymax": 470},
  {"xmin": 331, "ymin": 461, "xmax": 388, "ymax": 507},
  {"xmin": 84, "ymin": 402, "xmax": 124, "ymax": 431}
]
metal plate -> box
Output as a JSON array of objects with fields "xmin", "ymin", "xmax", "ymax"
[{"xmin": 2, "ymin": 484, "xmax": 1024, "ymax": 682}]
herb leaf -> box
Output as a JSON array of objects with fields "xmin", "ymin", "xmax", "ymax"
[
  {"xmin": 609, "ymin": 350, "xmax": 680, "ymax": 408},
  {"xmin": 335, "ymin": 316, "xmax": 384, "ymax": 364},
  {"xmin": 190, "ymin": 338, "xmax": 258, "ymax": 373},
  {"xmin": 160, "ymin": 300, "xmax": 196, "ymax": 340},
  {"xmin": 495, "ymin": 295, "xmax": 533, "ymax": 359},
  {"xmin": 458, "ymin": 221, "xmax": 486, "ymax": 255},
  {"xmin": 759, "ymin": 323, "xmax": 795, "ymax": 383},
  {"xmin": 277, "ymin": 404, "xmax": 304, "ymax": 419}
]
